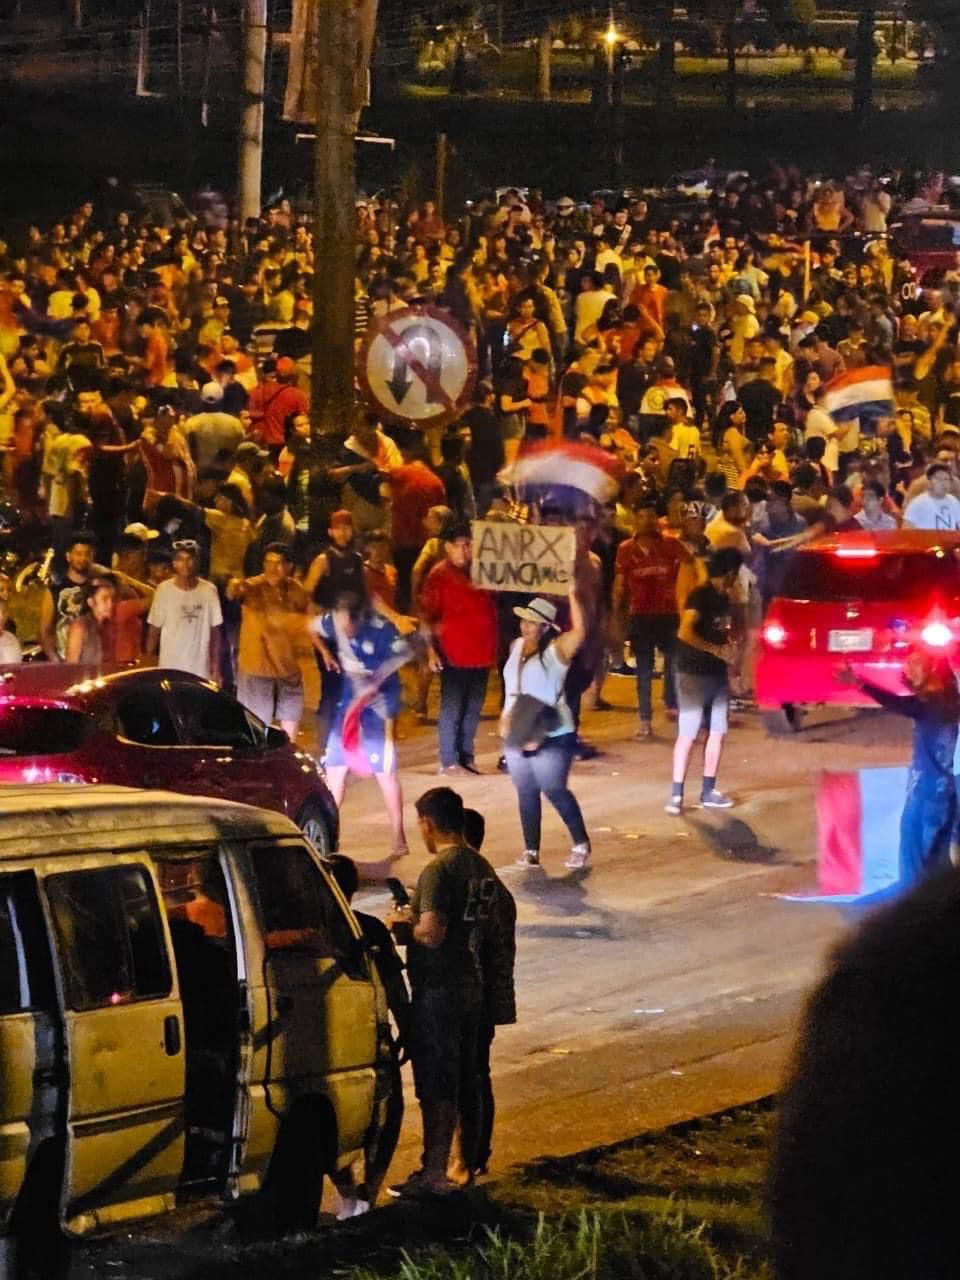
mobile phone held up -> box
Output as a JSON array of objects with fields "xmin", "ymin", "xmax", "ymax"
[{"xmin": 386, "ymin": 876, "xmax": 410, "ymax": 908}]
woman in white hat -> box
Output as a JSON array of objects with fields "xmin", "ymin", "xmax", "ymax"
[{"xmin": 500, "ymin": 586, "xmax": 591, "ymax": 871}]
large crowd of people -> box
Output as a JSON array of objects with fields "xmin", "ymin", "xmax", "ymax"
[{"xmin": 1, "ymin": 163, "xmax": 960, "ymax": 835}]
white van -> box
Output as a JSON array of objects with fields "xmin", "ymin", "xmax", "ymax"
[{"xmin": 0, "ymin": 785, "xmax": 391, "ymax": 1277}]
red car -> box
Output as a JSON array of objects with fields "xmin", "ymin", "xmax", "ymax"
[
  {"xmin": 889, "ymin": 207, "xmax": 960, "ymax": 283},
  {"xmin": 756, "ymin": 531, "xmax": 960, "ymax": 725},
  {"xmin": 0, "ymin": 666, "xmax": 339, "ymax": 850}
]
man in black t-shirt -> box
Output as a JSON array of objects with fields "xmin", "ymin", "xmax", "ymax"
[
  {"xmin": 386, "ymin": 787, "xmax": 512, "ymax": 1198},
  {"xmin": 666, "ymin": 547, "xmax": 743, "ymax": 816}
]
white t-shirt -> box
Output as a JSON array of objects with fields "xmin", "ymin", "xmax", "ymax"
[
  {"xmin": 147, "ymin": 578, "xmax": 223, "ymax": 678},
  {"xmin": 502, "ymin": 637, "xmax": 574, "ymax": 737},
  {"xmin": 0, "ymin": 630, "xmax": 22, "ymax": 663},
  {"xmin": 903, "ymin": 491, "xmax": 960, "ymax": 531}
]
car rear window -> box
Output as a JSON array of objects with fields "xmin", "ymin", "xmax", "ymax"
[
  {"xmin": 781, "ymin": 552, "xmax": 960, "ymax": 603},
  {"xmin": 0, "ymin": 706, "xmax": 91, "ymax": 756},
  {"xmin": 900, "ymin": 220, "xmax": 960, "ymax": 250}
]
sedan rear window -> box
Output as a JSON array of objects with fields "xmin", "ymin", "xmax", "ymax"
[
  {"xmin": 781, "ymin": 552, "xmax": 960, "ymax": 603},
  {"xmin": 0, "ymin": 706, "xmax": 91, "ymax": 756}
]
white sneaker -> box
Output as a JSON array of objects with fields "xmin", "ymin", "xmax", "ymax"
[
  {"xmin": 664, "ymin": 797, "xmax": 683, "ymax": 816},
  {"xmin": 515, "ymin": 849, "xmax": 540, "ymax": 868},
  {"xmin": 564, "ymin": 844, "xmax": 591, "ymax": 871},
  {"xmin": 340, "ymin": 1192, "xmax": 366, "ymax": 1223}
]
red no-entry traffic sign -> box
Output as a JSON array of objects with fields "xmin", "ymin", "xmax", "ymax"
[{"xmin": 358, "ymin": 305, "xmax": 477, "ymax": 427}]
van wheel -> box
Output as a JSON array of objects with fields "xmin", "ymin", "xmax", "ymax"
[
  {"xmin": 10, "ymin": 1145, "xmax": 72, "ymax": 1279},
  {"xmin": 763, "ymin": 704, "xmax": 803, "ymax": 735},
  {"xmin": 258, "ymin": 1104, "xmax": 335, "ymax": 1235},
  {"xmin": 297, "ymin": 801, "xmax": 333, "ymax": 855}
]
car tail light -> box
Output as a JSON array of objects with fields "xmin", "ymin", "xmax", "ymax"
[
  {"xmin": 763, "ymin": 622, "xmax": 787, "ymax": 648},
  {"xmin": 835, "ymin": 547, "xmax": 878, "ymax": 559},
  {"xmin": 921, "ymin": 620, "xmax": 954, "ymax": 649}
]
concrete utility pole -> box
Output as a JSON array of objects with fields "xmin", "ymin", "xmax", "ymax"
[
  {"xmin": 311, "ymin": 0, "xmax": 359, "ymax": 433},
  {"xmin": 238, "ymin": 0, "xmax": 268, "ymax": 223}
]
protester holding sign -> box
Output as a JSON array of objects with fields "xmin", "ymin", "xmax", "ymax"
[
  {"xmin": 419, "ymin": 518, "xmax": 498, "ymax": 775},
  {"xmin": 500, "ymin": 586, "xmax": 591, "ymax": 872}
]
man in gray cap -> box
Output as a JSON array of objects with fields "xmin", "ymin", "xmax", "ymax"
[{"xmin": 183, "ymin": 381, "xmax": 245, "ymax": 471}]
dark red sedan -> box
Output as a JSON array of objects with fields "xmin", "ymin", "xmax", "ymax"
[{"xmin": 0, "ymin": 666, "xmax": 339, "ymax": 851}]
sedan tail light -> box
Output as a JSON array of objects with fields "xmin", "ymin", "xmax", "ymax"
[
  {"xmin": 762, "ymin": 622, "xmax": 787, "ymax": 648},
  {"xmin": 921, "ymin": 620, "xmax": 954, "ymax": 649}
]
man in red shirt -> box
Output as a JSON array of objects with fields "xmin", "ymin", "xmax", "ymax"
[
  {"xmin": 248, "ymin": 356, "xmax": 308, "ymax": 455},
  {"xmin": 419, "ymin": 519, "xmax": 497, "ymax": 774},
  {"xmin": 389, "ymin": 433, "xmax": 446, "ymax": 612},
  {"xmin": 612, "ymin": 498, "xmax": 689, "ymax": 737}
]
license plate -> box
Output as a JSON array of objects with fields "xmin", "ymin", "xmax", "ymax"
[{"xmin": 828, "ymin": 628, "xmax": 874, "ymax": 653}]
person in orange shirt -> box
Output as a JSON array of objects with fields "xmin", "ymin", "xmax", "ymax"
[
  {"xmin": 629, "ymin": 264, "xmax": 668, "ymax": 335},
  {"xmin": 138, "ymin": 310, "xmax": 172, "ymax": 388},
  {"xmin": 523, "ymin": 349, "xmax": 552, "ymax": 442}
]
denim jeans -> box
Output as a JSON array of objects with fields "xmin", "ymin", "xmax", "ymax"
[
  {"xmin": 438, "ymin": 665, "xmax": 489, "ymax": 767},
  {"xmin": 505, "ymin": 732, "xmax": 589, "ymax": 852},
  {"xmin": 628, "ymin": 612, "xmax": 678, "ymax": 721}
]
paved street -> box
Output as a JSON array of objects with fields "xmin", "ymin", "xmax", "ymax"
[
  {"xmin": 343, "ymin": 674, "xmax": 912, "ymax": 1178},
  {"xmin": 79, "ymin": 678, "xmax": 914, "ymax": 1274}
]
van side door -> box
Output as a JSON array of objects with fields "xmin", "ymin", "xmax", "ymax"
[
  {"xmin": 0, "ymin": 871, "xmax": 59, "ymax": 1235},
  {"xmin": 40, "ymin": 856, "xmax": 186, "ymax": 1235},
  {"xmin": 234, "ymin": 839, "xmax": 378, "ymax": 1184}
]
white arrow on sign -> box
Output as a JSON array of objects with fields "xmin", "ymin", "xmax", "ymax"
[{"xmin": 360, "ymin": 306, "xmax": 476, "ymax": 425}]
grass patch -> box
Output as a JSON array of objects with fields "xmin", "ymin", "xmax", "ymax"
[{"xmin": 337, "ymin": 1102, "xmax": 776, "ymax": 1280}]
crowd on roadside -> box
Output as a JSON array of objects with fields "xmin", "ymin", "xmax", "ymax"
[{"xmin": 4, "ymin": 163, "xmax": 960, "ymax": 846}]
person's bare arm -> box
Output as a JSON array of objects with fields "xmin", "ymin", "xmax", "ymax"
[
  {"xmin": 303, "ymin": 552, "xmax": 328, "ymax": 598},
  {"xmin": 677, "ymin": 606, "xmax": 729, "ymax": 660},
  {"xmin": 208, "ymin": 626, "xmax": 221, "ymax": 684},
  {"xmin": 65, "ymin": 620, "xmax": 84, "ymax": 664},
  {"xmin": 39, "ymin": 590, "xmax": 59, "ymax": 661},
  {"xmin": 555, "ymin": 581, "xmax": 587, "ymax": 664},
  {"xmin": 145, "ymin": 623, "xmax": 160, "ymax": 658}
]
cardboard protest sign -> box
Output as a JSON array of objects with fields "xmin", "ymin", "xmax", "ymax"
[{"xmin": 471, "ymin": 522, "xmax": 576, "ymax": 595}]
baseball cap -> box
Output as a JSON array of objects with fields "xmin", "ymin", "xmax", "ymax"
[
  {"xmin": 122, "ymin": 522, "xmax": 160, "ymax": 542},
  {"xmin": 556, "ymin": 196, "xmax": 575, "ymax": 213},
  {"xmin": 236, "ymin": 441, "xmax": 270, "ymax": 460},
  {"xmin": 276, "ymin": 356, "xmax": 296, "ymax": 376},
  {"xmin": 200, "ymin": 381, "xmax": 224, "ymax": 404}
]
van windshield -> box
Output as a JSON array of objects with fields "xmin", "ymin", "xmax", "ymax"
[
  {"xmin": 781, "ymin": 552, "xmax": 959, "ymax": 603},
  {"xmin": 0, "ymin": 706, "xmax": 91, "ymax": 756}
]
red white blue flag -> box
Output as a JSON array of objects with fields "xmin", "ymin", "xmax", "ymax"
[{"xmin": 822, "ymin": 365, "xmax": 895, "ymax": 424}]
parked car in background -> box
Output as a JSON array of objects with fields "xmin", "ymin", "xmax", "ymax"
[{"xmin": 0, "ymin": 666, "xmax": 338, "ymax": 851}]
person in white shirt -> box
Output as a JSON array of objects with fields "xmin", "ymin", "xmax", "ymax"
[
  {"xmin": 903, "ymin": 463, "xmax": 960, "ymax": 531},
  {"xmin": 501, "ymin": 591, "xmax": 591, "ymax": 872},
  {"xmin": 574, "ymin": 273, "xmax": 614, "ymax": 343},
  {"xmin": 145, "ymin": 540, "xmax": 222, "ymax": 679},
  {"xmin": 855, "ymin": 481, "xmax": 898, "ymax": 531},
  {"xmin": 0, "ymin": 595, "xmax": 22, "ymax": 664},
  {"xmin": 666, "ymin": 398, "xmax": 700, "ymax": 459}
]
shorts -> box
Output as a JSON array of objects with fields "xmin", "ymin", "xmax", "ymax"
[
  {"xmin": 676, "ymin": 670, "xmax": 729, "ymax": 737},
  {"xmin": 324, "ymin": 708, "xmax": 397, "ymax": 775},
  {"xmin": 237, "ymin": 672, "xmax": 304, "ymax": 726},
  {"xmin": 408, "ymin": 986, "xmax": 483, "ymax": 1105}
]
